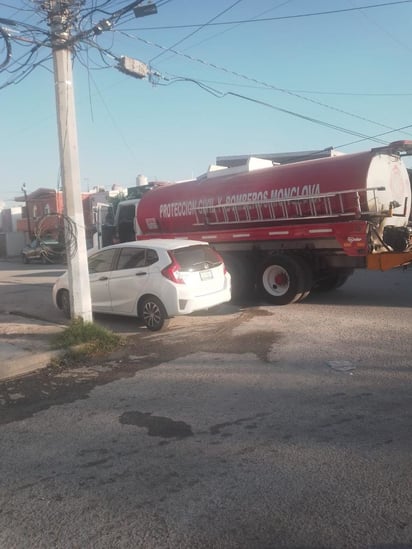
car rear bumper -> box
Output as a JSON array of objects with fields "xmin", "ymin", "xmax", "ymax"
[{"xmin": 176, "ymin": 287, "xmax": 231, "ymax": 314}]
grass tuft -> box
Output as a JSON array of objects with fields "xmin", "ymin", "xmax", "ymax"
[{"xmin": 51, "ymin": 318, "xmax": 122, "ymax": 357}]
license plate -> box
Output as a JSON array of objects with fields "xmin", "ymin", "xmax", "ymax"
[{"xmin": 200, "ymin": 270, "xmax": 213, "ymax": 281}]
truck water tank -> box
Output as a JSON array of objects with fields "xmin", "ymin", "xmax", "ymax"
[{"xmin": 136, "ymin": 147, "xmax": 411, "ymax": 234}]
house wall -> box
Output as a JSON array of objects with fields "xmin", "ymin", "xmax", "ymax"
[
  {"xmin": 0, "ymin": 209, "xmax": 12, "ymax": 232},
  {"xmin": 16, "ymin": 191, "xmax": 61, "ymax": 236},
  {"xmin": 15, "ymin": 188, "xmax": 116, "ymax": 246},
  {"xmin": 0, "ymin": 232, "xmax": 26, "ymax": 257}
]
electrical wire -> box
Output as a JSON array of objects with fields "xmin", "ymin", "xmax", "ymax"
[
  {"xmin": 348, "ymin": 0, "xmax": 412, "ymax": 54},
  {"xmin": 124, "ymin": 0, "xmax": 412, "ymax": 31},
  {"xmin": 35, "ymin": 213, "xmax": 78, "ymax": 260},
  {"xmin": 167, "ymin": 76, "xmax": 412, "ymax": 97},
  {"xmin": 1, "ymin": 1, "xmax": 411, "ymax": 161},
  {"xmin": 0, "ymin": 51, "xmax": 53, "ymax": 90},
  {"xmin": 149, "ymin": 0, "xmax": 245, "ymax": 63},
  {"xmin": 155, "ymin": 75, "xmax": 390, "ymax": 145},
  {"xmin": 173, "ymin": 0, "xmax": 295, "ymax": 56},
  {"xmin": 334, "ymin": 122, "xmax": 412, "ymax": 149},
  {"xmin": 129, "ymin": 34, "xmax": 410, "ymax": 138},
  {"xmin": 0, "ymin": 26, "xmax": 12, "ymax": 69}
]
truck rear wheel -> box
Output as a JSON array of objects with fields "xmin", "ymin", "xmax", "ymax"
[
  {"xmin": 313, "ymin": 270, "xmax": 352, "ymax": 292},
  {"xmin": 293, "ymin": 255, "xmax": 313, "ymax": 302},
  {"xmin": 257, "ymin": 255, "xmax": 306, "ymax": 305}
]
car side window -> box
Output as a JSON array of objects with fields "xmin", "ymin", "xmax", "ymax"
[
  {"xmin": 88, "ymin": 249, "xmax": 117, "ymax": 273},
  {"xmin": 117, "ymin": 248, "xmax": 147, "ymax": 270},
  {"xmin": 146, "ymin": 249, "xmax": 158, "ymax": 266}
]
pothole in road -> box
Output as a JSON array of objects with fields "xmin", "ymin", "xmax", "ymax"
[{"xmin": 119, "ymin": 411, "xmax": 193, "ymax": 439}]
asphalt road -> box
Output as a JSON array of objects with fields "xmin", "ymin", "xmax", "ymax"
[{"xmin": 0, "ymin": 260, "xmax": 411, "ymax": 549}]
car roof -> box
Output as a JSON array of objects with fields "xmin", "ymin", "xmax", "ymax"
[{"xmin": 99, "ymin": 239, "xmax": 208, "ymax": 252}]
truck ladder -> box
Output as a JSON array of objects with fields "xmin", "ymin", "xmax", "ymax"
[{"xmin": 193, "ymin": 186, "xmax": 386, "ymax": 227}]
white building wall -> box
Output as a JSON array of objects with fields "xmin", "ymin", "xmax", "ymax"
[
  {"xmin": 10, "ymin": 207, "xmax": 22, "ymax": 232},
  {"xmin": 6, "ymin": 232, "xmax": 26, "ymax": 256}
]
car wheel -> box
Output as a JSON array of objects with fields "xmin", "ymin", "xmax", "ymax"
[
  {"xmin": 140, "ymin": 296, "xmax": 169, "ymax": 331},
  {"xmin": 41, "ymin": 253, "xmax": 48, "ymax": 264},
  {"xmin": 60, "ymin": 290, "xmax": 71, "ymax": 319},
  {"xmin": 22, "ymin": 254, "xmax": 29, "ymax": 264}
]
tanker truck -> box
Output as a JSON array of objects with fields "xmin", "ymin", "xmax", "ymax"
[{"xmin": 116, "ymin": 141, "xmax": 412, "ymax": 304}]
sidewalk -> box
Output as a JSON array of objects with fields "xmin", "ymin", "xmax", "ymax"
[{"xmin": 0, "ymin": 313, "xmax": 63, "ymax": 382}]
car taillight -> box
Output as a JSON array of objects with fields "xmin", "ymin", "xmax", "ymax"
[
  {"xmin": 161, "ymin": 255, "xmax": 185, "ymax": 284},
  {"xmin": 213, "ymin": 251, "xmax": 227, "ymax": 274}
]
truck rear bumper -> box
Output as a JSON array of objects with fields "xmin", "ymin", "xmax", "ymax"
[{"xmin": 367, "ymin": 251, "xmax": 412, "ymax": 271}]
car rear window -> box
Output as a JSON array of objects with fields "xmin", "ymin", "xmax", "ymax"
[{"xmin": 172, "ymin": 245, "xmax": 222, "ymax": 272}]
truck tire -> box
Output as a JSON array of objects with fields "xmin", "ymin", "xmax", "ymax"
[
  {"xmin": 139, "ymin": 296, "xmax": 170, "ymax": 331},
  {"xmin": 313, "ymin": 270, "xmax": 352, "ymax": 292},
  {"xmin": 293, "ymin": 255, "xmax": 313, "ymax": 302},
  {"xmin": 257, "ymin": 254, "xmax": 306, "ymax": 305},
  {"xmin": 222, "ymin": 252, "xmax": 255, "ymax": 301}
]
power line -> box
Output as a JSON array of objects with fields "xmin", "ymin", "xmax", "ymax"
[
  {"xmin": 2, "ymin": 1, "xmax": 410, "ymax": 158},
  {"xmin": 154, "ymin": 75, "xmax": 390, "ymax": 145},
  {"xmin": 128, "ymin": 34, "xmax": 409, "ymax": 137},
  {"xmin": 172, "ymin": 0, "xmax": 295, "ymax": 55},
  {"xmin": 157, "ymin": 74, "xmax": 412, "ymax": 149},
  {"xmin": 124, "ymin": 0, "xmax": 412, "ymax": 31},
  {"xmin": 348, "ymin": 0, "xmax": 412, "ymax": 54},
  {"xmin": 149, "ymin": 0, "xmax": 245, "ymax": 63},
  {"xmin": 173, "ymin": 77, "xmax": 412, "ymax": 97},
  {"xmin": 335, "ymin": 122, "xmax": 412, "ymax": 149}
]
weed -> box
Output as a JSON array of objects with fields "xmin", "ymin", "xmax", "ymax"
[{"xmin": 51, "ymin": 318, "xmax": 122, "ymax": 358}]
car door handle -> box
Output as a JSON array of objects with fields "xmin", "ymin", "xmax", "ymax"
[
  {"xmin": 98, "ymin": 276, "xmax": 109, "ymax": 281},
  {"xmin": 136, "ymin": 272, "xmax": 147, "ymax": 276}
]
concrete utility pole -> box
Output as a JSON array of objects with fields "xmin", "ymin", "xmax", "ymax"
[
  {"xmin": 48, "ymin": 0, "xmax": 92, "ymax": 322},
  {"xmin": 21, "ymin": 183, "xmax": 32, "ymax": 242}
]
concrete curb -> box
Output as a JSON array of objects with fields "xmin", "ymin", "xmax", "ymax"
[{"xmin": 0, "ymin": 350, "xmax": 62, "ymax": 382}]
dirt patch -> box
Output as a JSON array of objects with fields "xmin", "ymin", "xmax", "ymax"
[{"xmin": 0, "ymin": 308, "xmax": 281, "ymax": 425}]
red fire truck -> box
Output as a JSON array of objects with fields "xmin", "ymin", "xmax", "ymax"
[{"xmin": 113, "ymin": 141, "xmax": 412, "ymax": 304}]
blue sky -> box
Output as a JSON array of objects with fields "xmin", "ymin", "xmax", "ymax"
[{"xmin": 1, "ymin": 0, "xmax": 412, "ymax": 208}]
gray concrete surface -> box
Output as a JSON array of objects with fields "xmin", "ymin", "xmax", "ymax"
[
  {"xmin": 0, "ymin": 259, "xmax": 65, "ymax": 381},
  {"xmin": 1, "ymin": 258, "xmax": 411, "ymax": 382},
  {"xmin": 0, "ymin": 313, "xmax": 63, "ymax": 381},
  {"xmin": 0, "ymin": 259, "xmax": 233, "ymax": 381},
  {"xmin": 1, "ymin": 261, "xmax": 411, "ymax": 547}
]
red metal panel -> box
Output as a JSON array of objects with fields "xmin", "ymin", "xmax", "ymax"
[{"xmin": 137, "ymin": 221, "xmax": 370, "ymax": 257}]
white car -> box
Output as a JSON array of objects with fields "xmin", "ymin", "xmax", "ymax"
[{"xmin": 52, "ymin": 239, "xmax": 231, "ymax": 331}]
